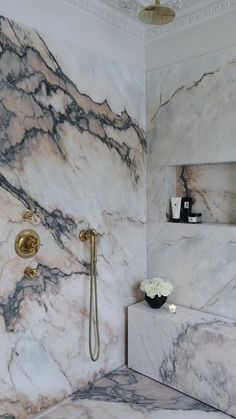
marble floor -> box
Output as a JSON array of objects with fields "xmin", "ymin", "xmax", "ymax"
[{"xmin": 32, "ymin": 366, "xmax": 231, "ymax": 419}]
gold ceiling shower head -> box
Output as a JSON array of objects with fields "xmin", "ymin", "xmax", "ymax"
[{"xmin": 139, "ymin": 0, "xmax": 175, "ymax": 25}]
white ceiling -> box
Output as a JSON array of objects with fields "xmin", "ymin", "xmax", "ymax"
[{"xmin": 70, "ymin": 0, "xmax": 236, "ymax": 40}]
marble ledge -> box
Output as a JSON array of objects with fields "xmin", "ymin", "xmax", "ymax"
[
  {"xmin": 147, "ymin": 220, "xmax": 236, "ymax": 243},
  {"xmin": 128, "ymin": 301, "xmax": 236, "ymax": 335},
  {"xmin": 148, "ymin": 221, "xmax": 236, "ymax": 228},
  {"xmin": 128, "ymin": 301, "xmax": 236, "ymax": 417}
]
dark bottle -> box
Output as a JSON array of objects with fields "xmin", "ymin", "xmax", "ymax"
[{"xmin": 181, "ymin": 197, "xmax": 192, "ymax": 223}]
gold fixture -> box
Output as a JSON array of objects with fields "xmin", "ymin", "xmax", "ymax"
[
  {"xmin": 24, "ymin": 266, "xmax": 39, "ymax": 279},
  {"xmin": 15, "ymin": 229, "xmax": 41, "ymax": 259},
  {"xmin": 22, "ymin": 210, "xmax": 40, "ymax": 223},
  {"xmin": 79, "ymin": 229, "xmax": 98, "ymax": 242},
  {"xmin": 80, "ymin": 228, "xmax": 100, "ymax": 362},
  {"xmin": 139, "ymin": 0, "xmax": 175, "ymax": 25}
]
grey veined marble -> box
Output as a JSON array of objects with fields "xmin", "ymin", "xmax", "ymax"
[
  {"xmin": 147, "ymin": 48, "xmax": 236, "ymax": 324},
  {"xmin": 32, "ymin": 366, "xmax": 229, "ymax": 419},
  {"xmin": 0, "ymin": 15, "xmax": 146, "ymax": 418},
  {"xmin": 148, "ymin": 46, "xmax": 236, "ymax": 166},
  {"xmin": 176, "ymin": 163, "xmax": 236, "ymax": 225},
  {"xmin": 128, "ymin": 302, "xmax": 236, "ymax": 417},
  {"xmin": 147, "ymin": 222, "xmax": 236, "ymax": 320}
]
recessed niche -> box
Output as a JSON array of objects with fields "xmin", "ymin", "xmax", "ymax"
[{"xmin": 166, "ymin": 163, "xmax": 236, "ymax": 225}]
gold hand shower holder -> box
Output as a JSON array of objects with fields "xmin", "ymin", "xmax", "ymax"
[{"xmin": 80, "ymin": 229, "xmax": 100, "ymax": 362}]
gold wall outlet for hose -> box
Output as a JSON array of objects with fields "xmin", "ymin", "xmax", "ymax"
[
  {"xmin": 15, "ymin": 229, "xmax": 41, "ymax": 259},
  {"xmin": 24, "ymin": 266, "xmax": 39, "ymax": 279},
  {"xmin": 79, "ymin": 229, "xmax": 98, "ymax": 241}
]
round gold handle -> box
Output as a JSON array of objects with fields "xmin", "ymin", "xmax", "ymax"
[
  {"xmin": 24, "ymin": 267, "xmax": 39, "ymax": 279},
  {"xmin": 15, "ymin": 229, "xmax": 41, "ymax": 259},
  {"xmin": 22, "ymin": 210, "xmax": 41, "ymax": 223}
]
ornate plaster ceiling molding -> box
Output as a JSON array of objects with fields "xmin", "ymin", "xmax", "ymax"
[
  {"xmin": 104, "ymin": 0, "xmax": 193, "ymax": 18},
  {"xmin": 62, "ymin": 0, "xmax": 146, "ymax": 40},
  {"xmin": 62, "ymin": 0, "xmax": 236, "ymax": 42}
]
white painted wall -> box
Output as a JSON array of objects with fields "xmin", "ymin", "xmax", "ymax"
[
  {"xmin": 0, "ymin": 0, "xmax": 146, "ymax": 69},
  {"xmin": 146, "ymin": 9, "xmax": 236, "ymax": 71},
  {"xmin": 1, "ymin": 0, "xmax": 236, "ymax": 72}
]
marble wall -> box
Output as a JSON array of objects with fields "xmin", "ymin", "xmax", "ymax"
[
  {"xmin": 128, "ymin": 302, "xmax": 236, "ymax": 417},
  {"xmin": 147, "ymin": 45, "xmax": 236, "ymax": 320},
  {"xmin": 148, "ymin": 45, "xmax": 236, "ymax": 167},
  {"xmin": 176, "ymin": 163, "xmax": 236, "ymax": 224},
  {"xmin": 0, "ymin": 17, "xmax": 146, "ymax": 418},
  {"xmin": 33, "ymin": 366, "xmax": 230, "ymax": 419}
]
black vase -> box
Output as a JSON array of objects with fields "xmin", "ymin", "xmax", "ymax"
[{"xmin": 145, "ymin": 294, "xmax": 167, "ymax": 309}]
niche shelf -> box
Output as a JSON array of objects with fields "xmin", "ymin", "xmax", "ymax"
[{"xmin": 166, "ymin": 162, "xmax": 236, "ymax": 225}]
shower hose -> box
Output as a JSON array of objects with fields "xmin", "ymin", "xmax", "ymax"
[{"xmin": 89, "ymin": 234, "xmax": 100, "ymax": 362}]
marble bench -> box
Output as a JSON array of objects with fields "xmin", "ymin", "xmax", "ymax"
[{"xmin": 128, "ymin": 301, "xmax": 236, "ymax": 417}]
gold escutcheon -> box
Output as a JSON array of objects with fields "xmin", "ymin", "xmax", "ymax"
[{"xmin": 15, "ymin": 229, "xmax": 41, "ymax": 259}]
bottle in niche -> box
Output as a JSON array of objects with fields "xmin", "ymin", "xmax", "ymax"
[
  {"xmin": 170, "ymin": 197, "xmax": 182, "ymax": 222},
  {"xmin": 181, "ymin": 197, "xmax": 192, "ymax": 223}
]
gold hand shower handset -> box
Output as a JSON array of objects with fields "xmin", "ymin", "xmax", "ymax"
[{"xmin": 80, "ymin": 229, "xmax": 100, "ymax": 362}]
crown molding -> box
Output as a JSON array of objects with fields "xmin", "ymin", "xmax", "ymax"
[
  {"xmin": 62, "ymin": 0, "xmax": 236, "ymax": 42},
  {"xmin": 146, "ymin": 0, "xmax": 236, "ymax": 40},
  {"xmin": 62, "ymin": 0, "xmax": 146, "ymax": 40}
]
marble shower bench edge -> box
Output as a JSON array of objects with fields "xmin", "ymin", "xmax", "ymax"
[{"xmin": 128, "ymin": 301, "xmax": 236, "ymax": 418}]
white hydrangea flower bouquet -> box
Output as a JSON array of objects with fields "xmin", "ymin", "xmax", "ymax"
[{"xmin": 140, "ymin": 277, "xmax": 174, "ymax": 308}]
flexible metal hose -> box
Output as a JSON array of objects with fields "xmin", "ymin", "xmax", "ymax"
[{"xmin": 89, "ymin": 235, "xmax": 100, "ymax": 361}]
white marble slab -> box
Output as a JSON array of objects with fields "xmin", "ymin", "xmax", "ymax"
[
  {"xmin": 148, "ymin": 222, "xmax": 236, "ymax": 320},
  {"xmin": 176, "ymin": 163, "xmax": 236, "ymax": 225},
  {"xmin": 148, "ymin": 165, "xmax": 175, "ymax": 223},
  {"xmin": 147, "ymin": 45, "xmax": 236, "ymax": 331},
  {"xmin": 148, "ymin": 45, "xmax": 236, "ymax": 166},
  {"xmin": 128, "ymin": 302, "xmax": 236, "ymax": 417},
  {"xmin": 0, "ymin": 15, "xmax": 146, "ymax": 418},
  {"xmin": 32, "ymin": 366, "xmax": 229, "ymax": 419}
]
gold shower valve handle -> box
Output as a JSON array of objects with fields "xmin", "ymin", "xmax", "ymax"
[
  {"xmin": 24, "ymin": 266, "xmax": 39, "ymax": 279},
  {"xmin": 15, "ymin": 229, "xmax": 41, "ymax": 259}
]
